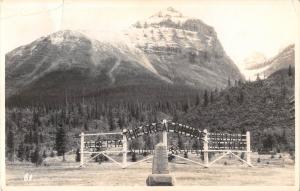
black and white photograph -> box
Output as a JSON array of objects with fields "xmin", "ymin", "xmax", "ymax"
[{"xmin": 0, "ymin": 0, "xmax": 299, "ymax": 190}]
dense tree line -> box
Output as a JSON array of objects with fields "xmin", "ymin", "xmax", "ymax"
[
  {"xmin": 5, "ymin": 68, "xmax": 295, "ymax": 164},
  {"xmin": 5, "ymin": 84, "xmax": 206, "ymax": 163},
  {"xmin": 181, "ymin": 67, "xmax": 295, "ymax": 154}
]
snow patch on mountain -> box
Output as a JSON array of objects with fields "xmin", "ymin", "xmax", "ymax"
[
  {"xmin": 108, "ymin": 58, "xmax": 121, "ymax": 84},
  {"xmin": 243, "ymin": 45, "xmax": 294, "ymax": 80},
  {"xmin": 134, "ymin": 7, "xmax": 192, "ymax": 28},
  {"xmin": 81, "ymin": 30, "xmax": 173, "ymax": 84},
  {"xmin": 5, "ymin": 7, "xmax": 244, "ymax": 97}
]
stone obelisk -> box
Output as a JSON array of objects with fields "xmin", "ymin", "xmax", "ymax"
[{"xmin": 146, "ymin": 143, "xmax": 176, "ymax": 186}]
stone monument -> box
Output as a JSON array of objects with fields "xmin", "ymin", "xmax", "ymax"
[{"xmin": 146, "ymin": 143, "xmax": 176, "ymax": 186}]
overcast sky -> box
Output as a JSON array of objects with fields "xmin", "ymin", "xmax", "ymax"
[{"xmin": 1, "ymin": 0, "xmax": 298, "ymax": 73}]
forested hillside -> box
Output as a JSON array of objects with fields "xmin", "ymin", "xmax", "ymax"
[
  {"xmin": 5, "ymin": 84, "xmax": 202, "ymax": 163},
  {"xmin": 5, "ymin": 67, "xmax": 294, "ymax": 164},
  {"xmin": 180, "ymin": 67, "xmax": 295, "ymax": 153}
]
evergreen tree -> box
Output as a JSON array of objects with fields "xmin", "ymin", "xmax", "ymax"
[
  {"xmin": 33, "ymin": 131, "xmax": 39, "ymax": 145},
  {"xmin": 131, "ymin": 152, "xmax": 137, "ymax": 162},
  {"xmin": 183, "ymin": 100, "xmax": 190, "ymax": 113},
  {"xmin": 55, "ymin": 124, "xmax": 67, "ymax": 161},
  {"xmin": 117, "ymin": 116, "xmax": 124, "ymax": 130},
  {"xmin": 203, "ymin": 90, "xmax": 208, "ymax": 107},
  {"xmin": 281, "ymin": 86, "xmax": 287, "ymax": 99},
  {"xmin": 172, "ymin": 111, "xmax": 179, "ymax": 122},
  {"xmin": 39, "ymin": 134, "xmax": 44, "ymax": 143},
  {"xmin": 144, "ymin": 22, "xmax": 148, "ymax": 28},
  {"xmin": 108, "ymin": 109, "xmax": 115, "ymax": 131},
  {"xmin": 256, "ymin": 73, "xmax": 261, "ymax": 81},
  {"xmin": 17, "ymin": 143, "xmax": 25, "ymax": 161},
  {"xmin": 228, "ymin": 77, "xmax": 231, "ymax": 87},
  {"xmin": 192, "ymin": 139, "xmax": 200, "ymax": 150},
  {"xmin": 226, "ymin": 94, "xmax": 231, "ymax": 105},
  {"xmin": 31, "ymin": 146, "xmax": 42, "ymax": 166},
  {"xmin": 240, "ymin": 152, "xmax": 245, "ymax": 160},
  {"xmin": 178, "ymin": 135, "xmax": 184, "ymax": 150},
  {"xmin": 238, "ymin": 91, "xmax": 244, "ymax": 104},
  {"xmin": 6, "ymin": 129, "xmax": 15, "ymax": 161},
  {"xmin": 50, "ymin": 150, "xmax": 55, "ymax": 157},
  {"xmin": 42, "ymin": 150, "xmax": 47, "ymax": 158},
  {"xmin": 84, "ymin": 121, "xmax": 89, "ymax": 131},
  {"xmin": 238, "ymin": 79, "xmax": 243, "ymax": 86},
  {"xmin": 210, "ymin": 91, "xmax": 214, "ymax": 103},
  {"xmin": 25, "ymin": 146, "xmax": 30, "ymax": 161},
  {"xmin": 257, "ymin": 158, "xmax": 261, "ymax": 163},
  {"xmin": 195, "ymin": 94, "xmax": 200, "ymax": 106},
  {"xmin": 130, "ymin": 139, "xmax": 140, "ymax": 150},
  {"xmin": 135, "ymin": 21, "xmax": 142, "ymax": 28},
  {"xmin": 143, "ymin": 135, "xmax": 153, "ymax": 150},
  {"xmin": 184, "ymin": 151, "xmax": 188, "ymax": 158},
  {"xmin": 288, "ymin": 65, "xmax": 292, "ymax": 76},
  {"xmin": 263, "ymin": 133, "xmax": 277, "ymax": 151},
  {"xmin": 76, "ymin": 148, "xmax": 80, "ymax": 162}
]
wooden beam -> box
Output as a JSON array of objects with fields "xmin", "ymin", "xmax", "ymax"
[
  {"xmin": 173, "ymin": 154, "xmax": 207, "ymax": 167},
  {"xmin": 229, "ymin": 151, "xmax": 253, "ymax": 167},
  {"xmin": 208, "ymin": 151, "xmax": 230, "ymax": 167},
  {"xmin": 82, "ymin": 132, "xmax": 122, "ymax": 136},
  {"xmin": 80, "ymin": 152, "xmax": 102, "ymax": 167},
  {"xmin": 122, "ymin": 133, "xmax": 128, "ymax": 169},
  {"xmin": 125, "ymin": 156, "xmax": 153, "ymax": 168},
  {"xmin": 246, "ymin": 131, "xmax": 251, "ymax": 165},
  {"xmin": 206, "ymin": 149, "xmax": 249, "ymax": 152},
  {"xmin": 101, "ymin": 152, "xmax": 123, "ymax": 167},
  {"xmin": 203, "ymin": 129, "xmax": 209, "ymax": 166},
  {"xmin": 80, "ymin": 132, "xmax": 84, "ymax": 167},
  {"xmin": 82, "ymin": 151, "xmax": 124, "ymax": 154}
]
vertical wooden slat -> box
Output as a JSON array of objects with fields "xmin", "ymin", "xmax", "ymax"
[
  {"xmin": 203, "ymin": 129, "xmax": 209, "ymax": 167},
  {"xmin": 80, "ymin": 132, "xmax": 84, "ymax": 167},
  {"xmin": 122, "ymin": 131, "xmax": 128, "ymax": 169}
]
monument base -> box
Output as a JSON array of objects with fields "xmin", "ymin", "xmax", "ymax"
[{"xmin": 146, "ymin": 174, "xmax": 176, "ymax": 186}]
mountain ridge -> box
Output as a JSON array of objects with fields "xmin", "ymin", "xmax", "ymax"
[{"xmin": 5, "ymin": 7, "xmax": 244, "ymax": 102}]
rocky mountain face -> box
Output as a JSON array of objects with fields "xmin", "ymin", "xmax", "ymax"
[
  {"xmin": 5, "ymin": 30, "xmax": 169, "ymax": 98},
  {"xmin": 243, "ymin": 52, "xmax": 267, "ymax": 70},
  {"xmin": 125, "ymin": 7, "xmax": 243, "ymax": 88},
  {"xmin": 244, "ymin": 44, "xmax": 294, "ymax": 79},
  {"xmin": 5, "ymin": 7, "xmax": 243, "ymax": 103}
]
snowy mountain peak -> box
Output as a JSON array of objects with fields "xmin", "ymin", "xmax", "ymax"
[
  {"xmin": 131, "ymin": 7, "xmax": 216, "ymax": 40},
  {"xmin": 132, "ymin": 7, "xmax": 190, "ymax": 29},
  {"xmin": 125, "ymin": 8, "xmax": 243, "ymax": 88},
  {"xmin": 151, "ymin": 7, "xmax": 183, "ymax": 18},
  {"xmin": 6, "ymin": 8, "xmax": 244, "ymax": 99},
  {"xmin": 49, "ymin": 30, "xmax": 88, "ymax": 45}
]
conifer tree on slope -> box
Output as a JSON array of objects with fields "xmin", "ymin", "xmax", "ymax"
[{"xmin": 55, "ymin": 123, "xmax": 67, "ymax": 161}]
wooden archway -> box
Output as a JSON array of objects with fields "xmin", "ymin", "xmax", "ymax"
[{"xmin": 122, "ymin": 121, "xmax": 206, "ymax": 141}]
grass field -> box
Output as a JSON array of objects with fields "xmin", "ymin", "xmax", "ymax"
[{"xmin": 6, "ymin": 155, "xmax": 295, "ymax": 186}]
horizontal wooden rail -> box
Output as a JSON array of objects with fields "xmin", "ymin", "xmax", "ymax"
[{"xmin": 80, "ymin": 132, "xmax": 123, "ymax": 136}]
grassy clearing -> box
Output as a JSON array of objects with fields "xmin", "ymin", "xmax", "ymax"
[{"xmin": 6, "ymin": 160, "xmax": 294, "ymax": 186}]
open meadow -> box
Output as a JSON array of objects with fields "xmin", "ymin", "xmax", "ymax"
[{"xmin": 6, "ymin": 153, "xmax": 295, "ymax": 186}]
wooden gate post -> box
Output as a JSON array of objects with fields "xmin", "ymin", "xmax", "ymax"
[
  {"xmin": 162, "ymin": 119, "xmax": 168, "ymax": 147},
  {"xmin": 203, "ymin": 129, "xmax": 209, "ymax": 167},
  {"xmin": 80, "ymin": 132, "xmax": 84, "ymax": 167},
  {"xmin": 246, "ymin": 131, "xmax": 251, "ymax": 165},
  {"xmin": 122, "ymin": 131, "xmax": 128, "ymax": 169}
]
